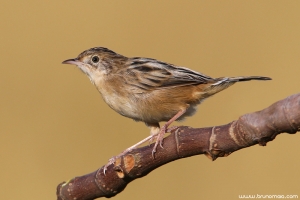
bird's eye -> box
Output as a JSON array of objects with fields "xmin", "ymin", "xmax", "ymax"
[{"xmin": 91, "ymin": 56, "xmax": 99, "ymax": 63}]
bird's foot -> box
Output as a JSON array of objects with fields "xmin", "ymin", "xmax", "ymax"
[
  {"xmin": 151, "ymin": 126, "xmax": 179, "ymax": 158},
  {"xmin": 103, "ymin": 134, "xmax": 155, "ymax": 174},
  {"xmin": 167, "ymin": 126, "xmax": 179, "ymax": 133},
  {"xmin": 103, "ymin": 156, "xmax": 117, "ymax": 175},
  {"xmin": 148, "ymin": 134, "xmax": 158, "ymax": 146},
  {"xmin": 103, "ymin": 146, "xmax": 135, "ymax": 175}
]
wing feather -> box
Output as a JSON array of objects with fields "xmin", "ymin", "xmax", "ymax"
[{"xmin": 121, "ymin": 57, "xmax": 213, "ymax": 92}]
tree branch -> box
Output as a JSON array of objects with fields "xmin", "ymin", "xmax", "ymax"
[{"xmin": 57, "ymin": 93, "xmax": 300, "ymax": 200}]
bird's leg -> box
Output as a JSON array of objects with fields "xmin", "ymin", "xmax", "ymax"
[
  {"xmin": 152, "ymin": 109, "xmax": 186, "ymax": 157},
  {"xmin": 122, "ymin": 134, "xmax": 154, "ymax": 153}
]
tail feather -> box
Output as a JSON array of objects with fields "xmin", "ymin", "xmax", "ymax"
[
  {"xmin": 228, "ymin": 76, "xmax": 272, "ymax": 82},
  {"xmin": 204, "ymin": 76, "xmax": 271, "ymax": 96}
]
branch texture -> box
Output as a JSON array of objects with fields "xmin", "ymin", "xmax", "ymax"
[{"xmin": 57, "ymin": 93, "xmax": 300, "ymax": 200}]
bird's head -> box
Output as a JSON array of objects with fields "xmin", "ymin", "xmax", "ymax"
[{"xmin": 62, "ymin": 47, "xmax": 126, "ymax": 81}]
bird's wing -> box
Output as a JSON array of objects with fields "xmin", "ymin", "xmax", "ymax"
[{"xmin": 120, "ymin": 57, "xmax": 213, "ymax": 92}]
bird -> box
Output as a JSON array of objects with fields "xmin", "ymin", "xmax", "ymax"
[{"xmin": 62, "ymin": 47, "xmax": 271, "ymax": 167}]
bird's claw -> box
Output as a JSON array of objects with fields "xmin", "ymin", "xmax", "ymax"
[
  {"xmin": 151, "ymin": 149, "xmax": 156, "ymax": 158},
  {"xmin": 151, "ymin": 126, "xmax": 167, "ymax": 157},
  {"xmin": 103, "ymin": 156, "xmax": 117, "ymax": 175}
]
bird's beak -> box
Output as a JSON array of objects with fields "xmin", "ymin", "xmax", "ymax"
[{"xmin": 62, "ymin": 58, "xmax": 81, "ymax": 65}]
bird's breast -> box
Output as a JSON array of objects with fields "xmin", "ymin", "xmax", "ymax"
[{"xmin": 94, "ymin": 77, "xmax": 142, "ymax": 121}]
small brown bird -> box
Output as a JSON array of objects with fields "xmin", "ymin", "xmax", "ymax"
[{"xmin": 62, "ymin": 47, "xmax": 271, "ymax": 163}]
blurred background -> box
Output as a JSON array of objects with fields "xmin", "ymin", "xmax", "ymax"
[{"xmin": 1, "ymin": 1, "xmax": 300, "ymax": 199}]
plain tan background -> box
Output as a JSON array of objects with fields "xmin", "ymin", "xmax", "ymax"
[{"xmin": 1, "ymin": 1, "xmax": 300, "ymax": 199}]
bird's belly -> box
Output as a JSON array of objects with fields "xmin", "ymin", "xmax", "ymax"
[{"xmin": 99, "ymin": 86, "xmax": 203, "ymax": 124}]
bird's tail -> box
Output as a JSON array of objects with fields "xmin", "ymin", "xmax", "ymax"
[
  {"xmin": 227, "ymin": 76, "xmax": 272, "ymax": 82},
  {"xmin": 203, "ymin": 76, "xmax": 271, "ymax": 97}
]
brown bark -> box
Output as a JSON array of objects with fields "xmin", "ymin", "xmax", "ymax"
[{"xmin": 57, "ymin": 93, "xmax": 300, "ymax": 200}]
